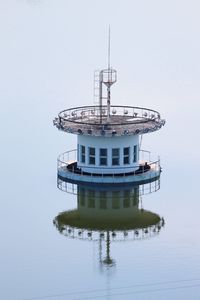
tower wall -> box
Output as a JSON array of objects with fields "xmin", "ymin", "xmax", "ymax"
[{"xmin": 77, "ymin": 135, "xmax": 140, "ymax": 174}]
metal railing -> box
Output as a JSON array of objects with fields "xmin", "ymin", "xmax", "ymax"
[
  {"xmin": 58, "ymin": 105, "xmax": 162, "ymax": 126},
  {"xmin": 57, "ymin": 177, "xmax": 160, "ymax": 196},
  {"xmin": 53, "ymin": 219, "xmax": 164, "ymax": 243},
  {"xmin": 57, "ymin": 149, "xmax": 160, "ymax": 178}
]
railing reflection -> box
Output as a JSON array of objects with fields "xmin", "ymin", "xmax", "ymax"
[
  {"xmin": 53, "ymin": 177, "xmax": 164, "ymax": 269},
  {"xmin": 57, "ymin": 177, "xmax": 160, "ymax": 196}
]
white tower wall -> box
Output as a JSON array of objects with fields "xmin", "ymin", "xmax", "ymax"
[{"xmin": 77, "ymin": 135, "xmax": 139, "ymax": 174}]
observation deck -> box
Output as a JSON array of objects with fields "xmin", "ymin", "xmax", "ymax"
[
  {"xmin": 53, "ymin": 105, "xmax": 165, "ymax": 137},
  {"xmin": 53, "ymin": 64, "xmax": 165, "ymax": 185},
  {"xmin": 57, "ymin": 149, "xmax": 161, "ymax": 185}
]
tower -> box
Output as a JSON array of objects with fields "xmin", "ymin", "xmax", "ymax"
[{"xmin": 53, "ymin": 55, "xmax": 165, "ymax": 185}]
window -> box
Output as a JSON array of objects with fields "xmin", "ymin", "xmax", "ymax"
[
  {"xmin": 112, "ymin": 191, "xmax": 120, "ymax": 209},
  {"xmin": 88, "ymin": 198, "xmax": 95, "ymax": 208},
  {"xmin": 100, "ymin": 148, "xmax": 107, "ymax": 165},
  {"xmin": 79, "ymin": 188, "xmax": 85, "ymax": 206},
  {"xmin": 88, "ymin": 190, "xmax": 95, "ymax": 208},
  {"xmin": 123, "ymin": 147, "xmax": 130, "ymax": 164},
  {"xmin": 112, "ymin": 148, "xmax": 120, "ymax": 165},
  {"xmin": 89, "ymin": 147, "xmax": 95, "ymax": 165},
  {"xmin": 100, "ymin": 198, "xmax": 107, "ymax": 209},
  {"xmin": 112, "ymin": 198, "xmax": 120, "ymax": 209},
  {"xmin": 132, "ymin": 187, "xmax": 139, "ymax": 205},
  {"xmin": 123, "ymin": 198, "xmax": 130, "ymax": 208},
  {"xmin": 99, "ymin": 191, "xmax": 107, "ymax": 209},
  {"xmin": 81, "ymin": 145, "xmax": 85, "ymax": 163},
  {"xmin": 123, "ymin": 190, "xmax": 130, "ymax": 207},
  {"xmin": 133, "ymin": 145, "xmax": 138, "ymax": 163}
]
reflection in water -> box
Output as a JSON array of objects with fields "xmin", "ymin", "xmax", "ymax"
[{"xmin": 53, "ymin": 178, "xmax": 165, "ymax": 272}]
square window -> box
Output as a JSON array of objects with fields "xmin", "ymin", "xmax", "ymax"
[
  {"xmin": 124, "ymin": 190, "xmax": 130, "ymax": 198},
  {"xmin": 112, "ymin": 191, "xmax": 120, "ymax": 198},
  {"xmin": 112, "ymin": 148, "xmax": 119, "ymax": 156},
  {"xmin": 100, "ymin": 158, "xmax": 107, "ymax": 165},
  {"xmin": 112, "ymin": 198, "xmax": 120, "ymax": 209},
  {"xmin": 89, "ymin": 156, "xmax": 95, "ymax": 165},
  {"xmin": 100, "ymin": 148, "xmax": 107, "ymax": 156},
  {"xmin": 112, "ymin": 158, "xmax": 119, "ymax": 165},
  {"xmin": 124, "ymin": 156, "xmax": 129, "ymax": 164},
  {"xmin": 88, "ymin": 198, "xmax": 95, "ymax": 208},
  {"xmin": 123, "ymin": 198, "xmax": 130, "ymax": 208},
  {"xmin": 89, "ymin": 147, "xmax": 95, "ymax": 156},
  {"xmin": 124, "ymin": 147, "xmax": 130, "ymax": 155},
  {"xmin": 99, "ymin": 191, "xmax": 107, "ymax": 199},
  {"xmin": 100, "ymin": 199, "xmax": 107, "ymax": 209}
]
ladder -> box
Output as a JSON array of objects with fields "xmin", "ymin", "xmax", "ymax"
[
  {"xmin": 93, "ymin": 70, "xmax": 100, "ymax": 105},
  {"xmin": 93, "ymin": 70, "xmax": 109, "ymax": 105}
]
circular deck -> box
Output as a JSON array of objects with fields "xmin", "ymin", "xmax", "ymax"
[
  {"xmin": 57, "ymin": 159, "xmax": 161, "ymax": 185},
  {"xmin": 53, "ymin": 105, "xmax": 165, "ymax": 137}
]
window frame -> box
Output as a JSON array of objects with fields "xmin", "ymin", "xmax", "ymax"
[
  {"xmin": 80, "ymin": 145, "xmax": 86, "ymax": 163},
  {"xmin": 133, "ymin": 145, "xmax": 138, "ymax": 163},
  {"xmin": 99, "ymin": 148, "xmax": 108, "ymax": 166},
  {"xmin": 112, "ymin": 148, "xmax": 120, "ymax": 166},
  {"xmin": 88, "ymin": 190, "xmax": 95, "ymax": 208},
  {"xmin": 123, "ymin": 147, "xmax": 130, "ymax": 164},
  {"xmin": 89, "ymin": 147, "xmax": 96, "ymax": 165}
]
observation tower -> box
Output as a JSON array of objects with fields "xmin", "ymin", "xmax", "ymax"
[{"xmin": 54, "ymin": 60, "xmax": 165, "ymax": 185}]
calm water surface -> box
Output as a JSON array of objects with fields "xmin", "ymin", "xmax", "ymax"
[{"xmin": 1, "ymin": 1, "xmax": 200, "ymax": 299}]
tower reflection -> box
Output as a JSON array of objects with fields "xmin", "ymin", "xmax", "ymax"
[{"xmin": 53, "ymin": 178, "xmax": 164, "ymax": 270}]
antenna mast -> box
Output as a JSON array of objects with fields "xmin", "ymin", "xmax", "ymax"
[
  {"xmin": 99, "ymin": 26, "xmax": 117, "ymax": 124},
  {"xmin": 108, "ymin": 25, "xmax": 111, "ymax": 70},
  {"xmin": 106, "ymin": 25, "xmax": 111, "ymax": 122}
]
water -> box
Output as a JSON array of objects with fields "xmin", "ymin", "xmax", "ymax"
[{"xmin": 1, "ymin": 0, "xmax": 200, "ymax": 299}]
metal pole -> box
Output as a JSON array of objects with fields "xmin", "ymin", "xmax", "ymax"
[
  {"xmin": 99, "ymin": 71, "xmax": 103, "ymax": 124},
  {"xmin": 107, "ymin": 86, "xmax": 111, "ymax": 123}
]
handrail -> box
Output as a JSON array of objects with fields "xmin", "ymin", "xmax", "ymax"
[
  {"xmin": 53, "ymin": 221, "xmax": 164, "ymax": 243},
  {"xmin": 57, "ymin": 149, "xmax": 160, "ymax": 177},
  {"xmin": 58, "ymin": 149, "xmax": 152, "ymax": 163},
  {"xmin": 58, "ymin": 105, "xmax": 161, "ymax": 126},
  {"xmin": 57, "ymin": 177, "xmax": 160, "ymax": 196}
]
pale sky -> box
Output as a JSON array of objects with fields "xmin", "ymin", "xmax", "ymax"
[{"xmin": 0, "ymin": 0, "xmax": 200, "ymax": 160}]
